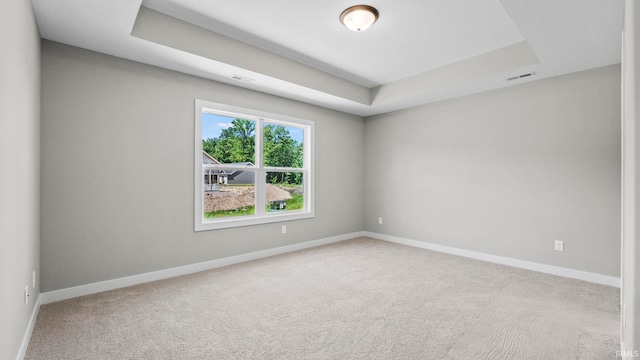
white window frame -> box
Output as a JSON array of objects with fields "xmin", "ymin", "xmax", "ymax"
[{"xmin": 195, "ymin": 99, "xmax": 314, "ymax": 231}]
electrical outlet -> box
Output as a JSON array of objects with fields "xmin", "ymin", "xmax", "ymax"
[
  {"xmin": 33, "ymin": 270, "xmax": 36, "ymax": 288},
  {"xmin": 378, "ymin": 217, "xmax": 383, "ymax": 224},
  {"xmin": 555, "ymin": 240, "xmax": 564, "ymax": 252},
  {"xmin": 281, "ymin": 225, "xmax": 287, "ymax": 234},
  {"xmin": 24, "ymin": 286, "xmax": 29, "ymax": 305}
]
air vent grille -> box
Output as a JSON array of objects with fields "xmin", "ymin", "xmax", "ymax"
[
  {"xmin": 507, "ymin": 72, "xmax": 536, "ymax": 81},
  {"xmin": 231, "ymin": 74, "xmax": 255, "ymax": 83}
]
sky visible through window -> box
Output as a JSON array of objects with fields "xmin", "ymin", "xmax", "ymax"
[{"xmin": 202, "ymin": 113, "xmax": 304, "ymax": 144}]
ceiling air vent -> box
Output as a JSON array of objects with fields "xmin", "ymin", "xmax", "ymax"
[
  {"xmin": 231, "ymin": 74, "xmax": 255, "ymax": 83},
  {"xmin": 507, "ymin": 72, "xmax": 536, "ymax": 81}
]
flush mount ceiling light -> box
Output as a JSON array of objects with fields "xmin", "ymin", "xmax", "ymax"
[{"xmin": 340, "ymin": 5, "xmax": 379, "ymax": 32}]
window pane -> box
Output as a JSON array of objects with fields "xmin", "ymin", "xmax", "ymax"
[
  {"xmin": 266, "ymin": 172, "xmax": 304, "ymax": 213},
  {"xmin": 263, "ymin": 123, "xmax": 304, "ymax": 168},
  {"xmin": 204, "ymin": 171, "xmax": 256, "ymax": 218},
  {"xmin": 202, "ymin": 112, "xmax": 256, "ymax": 165}
]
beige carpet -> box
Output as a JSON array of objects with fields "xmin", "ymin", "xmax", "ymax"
[{"xmin": 26, "ymin": 238, "xmax": 620, "ymax": 359}]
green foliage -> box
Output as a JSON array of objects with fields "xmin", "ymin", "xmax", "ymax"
[
  {"xmin": 205, "ymin": 193, "xmax": 303, "ymax": 218},
  {"xmin": 202, "ymin": 138, "xmax": 218, "ymax": 157},
  {"xmin": 264, "ymin": 124, "xmax": 295, "ymax": 167},
  {"xmin": 204, "ymin": 205, "xmax": 255, "ymax": 218},
  {"xmin": 267, "ymin": 171, "xmax": 302, "ymax": 186},
  {"xmin": 203, "ymin": 119, "xmax": 304, "ymax": 185},
  {"xmin": 203, "ymin": 119, "xmax": 255, "ymax": 164},
  {"xmin": 265, "ymin": 193, "xmax": 304, "ymax": 212},
  {"xmin": 264, "ymin": 124, "xmax": 303, "ymax": 185},
  {"xmin": 286, "ymin": 193, "xmax": 304, "ymax": 210}
]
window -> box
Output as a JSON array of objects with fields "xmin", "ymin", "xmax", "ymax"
[{"xmin": 195, "ymin": 100, "xmax": 314, "ymax": 231}]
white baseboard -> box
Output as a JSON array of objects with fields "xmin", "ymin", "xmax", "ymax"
[
  {"xmin": 39, "ymin": 229, "xmax": 619, "ymax": 306},
  {"xmin": 40, "ymin": 231, "xmax": 365, "ymax": 305},
  {"xmin": 364, "ymin": 231, "xmax": 621, "ymax": 288},
  {"xmin": 16, "ymin": 293, "xmax": 41, "ymax": 360}
]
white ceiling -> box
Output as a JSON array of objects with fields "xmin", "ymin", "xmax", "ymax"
[{"xmin": 31, "ymin": 0, "xmax": 623, "ymax": 116}]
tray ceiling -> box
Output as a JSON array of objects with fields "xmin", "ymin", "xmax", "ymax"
[{"xmin": 31, "ymin": 0, "xmax": 623, "ymax": 116}]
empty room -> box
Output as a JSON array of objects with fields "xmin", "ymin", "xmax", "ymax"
[{"xmin": 3, "ymin": 0, "xmax": 640, "ymax": 359}]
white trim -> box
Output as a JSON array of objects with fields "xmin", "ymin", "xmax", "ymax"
[
  {"xmin": 38, "ymin": 230, "xmax": 619, "ymax": 305},
  {"xmin": 621, "ymin": 2, "xmax": 639, "ymax": 351},
  {"xmin": 195, "ymin": 99, "xmax": 315, "ymax": 231},
  {"xmin": 16, "ymin": 294, "xmax": 41, "ymax": 360},
  {"xmin": 364, "ymin": 231, "xmax": 621, "ymax": 288},
  {"xmin": 40, "ymin": 232, "xmax": 364, "ymax": 305}
]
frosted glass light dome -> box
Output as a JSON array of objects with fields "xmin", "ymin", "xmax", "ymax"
[{"xmin": 340, "ymin": 5, "xmax": 379, "ymax": 32}]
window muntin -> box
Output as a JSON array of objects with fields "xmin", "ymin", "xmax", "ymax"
[{"xmin": 195, "ymin": 100, "xmax": 313, "ymax": 231}]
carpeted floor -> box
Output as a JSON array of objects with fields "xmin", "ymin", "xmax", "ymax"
[{"xmin": 25, "ymin": 237, "xmax": 620, "ymax": 359}]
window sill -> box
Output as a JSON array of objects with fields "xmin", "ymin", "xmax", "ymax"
[{"xmin": 195, "ymin": 211, "xmax": 314, "ymax": 231}]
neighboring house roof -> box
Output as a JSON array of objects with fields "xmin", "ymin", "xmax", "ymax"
[
  {"xmin": 202, "ymin": 151, "xmax": 229, "ymax": 175},
  {"xmin": 202, "ymin": 153, "xmax": 255, "ymax": 177},
  {"xmin": 225, "ymin": 162, "xmax": 254, "ymax": 179},
  {"xmin": 202, "ymin": 153, "xmax": 253, "ymax": 168},
  {"xmin": 202, "ymin": 151, "xmax": 221, "ymax": 165}
]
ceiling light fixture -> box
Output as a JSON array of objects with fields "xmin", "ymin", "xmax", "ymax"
[{"xmin": 340, "ymin": 5, "xmax": 379, "ymax": 32}]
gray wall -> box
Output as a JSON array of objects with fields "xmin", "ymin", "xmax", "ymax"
[
  {"xmin": 0, "ymin": 1, "xmax": 41, "ymax": 359},
  {"xmin": 40, "ymin": 41, "xmax": 364, "ymax": 292},
  {"xmin": 39, "ymin": 36, "xmax": 621, "ymax": 292},
  {"xmin": 364, "ymin": 65, "xmax": 621, "ymax": 277}
]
